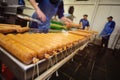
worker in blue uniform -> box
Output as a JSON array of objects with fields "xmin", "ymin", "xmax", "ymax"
[
  {"xmin": 79, "ymin": 14, "xmax": 90, "ymax": 30},
  {"xmin": 100, "ymin": 16, "xmax": 116, "ymax": 48},
  {"xmin": 29, "ymin": 0, "xmax": 72, "ymax": 33}
]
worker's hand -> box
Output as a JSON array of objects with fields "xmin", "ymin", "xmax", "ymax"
[
  {"xmin": 85, "ymin": 26, "xmax": 90, "ymax": 30},
  {"xmin": 61, "ymin": 17, "xmax": 72, "ymax": 23},
  {"xmin": 64, "ymin": 21, "xmax": 71, "ymax": 28},
  {"xmin": 36, "ymin": 9, "xmax": 46, "ymax": 22},
  {"xmin": 29, "ymin": 0, "xmax": 47, "ymax": 22},
  {"xmin": 61, "ymin": 17, "xmax": 72, "ymax": 28},
  {"xmin": 79, "ymin": 22, "xmax": 83, "ymax": 29}
]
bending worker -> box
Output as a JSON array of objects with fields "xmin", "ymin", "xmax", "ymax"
[{"xmin": 29, "ymin": 0, "xmax": 72, "ymax": 33}]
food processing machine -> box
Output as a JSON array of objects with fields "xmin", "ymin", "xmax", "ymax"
[{"xmin": 0, "ymin": 0, "xmax": 27, "ymax": 27}]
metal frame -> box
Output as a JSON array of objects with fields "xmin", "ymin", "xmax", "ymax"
[
  {"xmin": 35, "ymin": 42, "xmax": 89, "ymax": 80},
  {"xmin": 0, "ymin": 38, "xmax": 89, "ymax": 80}
]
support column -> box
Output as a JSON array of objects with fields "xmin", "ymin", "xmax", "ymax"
[{"xmin": 90, "ymin": 0, "xmax": 100, "ymax": 30}]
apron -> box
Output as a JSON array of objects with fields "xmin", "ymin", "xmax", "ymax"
[{"xmin": 30, "ymin": 0, "xmax": 61, "ymax": 33}]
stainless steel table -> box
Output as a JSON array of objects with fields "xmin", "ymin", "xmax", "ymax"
[{"xmin": 0, "ymin": 38, "xmax": 89, "ymax": 80}]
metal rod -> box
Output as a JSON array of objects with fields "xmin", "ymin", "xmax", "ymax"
[
  {"xmin": 90, "ymin": 0, "xmax": 100, "ymax": 29},
  {"xmin": 35, "ymin": 42, "xmax": 88, "ymax": 80},
  {"xmin": 0, "ymin": 61, "xmax": 2, "ymax": 74}
]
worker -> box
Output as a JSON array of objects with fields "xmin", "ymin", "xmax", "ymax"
[
  {"xmin": 65, "ymin": 6, "xmax": 75, "ymax": 21},
  {"xmin": 79, "ymin": 14, "xmax": 90, "ymax": 30},
  {"xmin": 29, "ymin": 0, "xmax": 72, "ymax": 33},
  {"xmin": 100, "ymin": 16, "xmax": 116, "ymax": 48}
]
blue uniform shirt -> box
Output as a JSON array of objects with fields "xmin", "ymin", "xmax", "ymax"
[
  {"xmin": 30, "ymin": 0, "xmax": 64, "ymax": 33},
  {"xmin": 80, "ymin": 19, "xmax": 90, "ymax": 30},
  {"xmin": 100, "ymin": 21, "xmax": 115, "ymax": 37}
]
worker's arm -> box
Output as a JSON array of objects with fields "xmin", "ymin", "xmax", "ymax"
[
  {"xmin": 79, "ymin": 22, "xmax": 83, "ymax": 29},
  {"xmin": 61, "ymin": 17, "xmax": 72, "ymax": 27},
  {"xmin": 85, "ymin": 21, "xmax": 90, "ymax": 30},
  {"xmin": 61, "ymin": 17, "xmax": 72, "ymax": 23},
  {"xmin": 85, "ymin": 26, "xmax": 90, "ymax": 30},
  {"xmin": 56, "ymin": 1, "xmax": 72, "ymax": 26},
  {"xmin": 29, "ymin": 0, "xmax": 46, "ymax": 22}
]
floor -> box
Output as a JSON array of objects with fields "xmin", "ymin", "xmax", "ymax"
[
  {"xmin": 0, "ymin": 43, "xmax": 120, "ymax": 80},
  {"xmin": 50, "ymin": 44, "xmax": 120, "ymax": 80}
]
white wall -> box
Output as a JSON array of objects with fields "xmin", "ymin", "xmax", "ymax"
[
  {"xmin": 63, "ymin": 0, "xmax": 120, "ymax": 48},
  {"xmin": 92, "ymin": 5, "xmax": 120, "ymax": 32},
  {"xmin": 64, "ymin": 0, "xmax": 120, "ymax": 33},
  {"xmin": 64, "ymin": 4, "xmax": 94, "ymax": 23},
  {"xmin": 24, "ymin": 0, "xmax": 120, "ymax": 48}
]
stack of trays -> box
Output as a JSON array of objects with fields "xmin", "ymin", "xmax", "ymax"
[{"xmin": 0, "ymin": 24, "xmax": 29, "ymax": 34}]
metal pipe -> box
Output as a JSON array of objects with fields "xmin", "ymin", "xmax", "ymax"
[{"xmin": 90, "ymin": 0, "xmax": 100, "ymax": 30}]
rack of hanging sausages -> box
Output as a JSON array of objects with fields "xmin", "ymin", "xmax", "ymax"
[{"xmin": 0, "ymin": 23, "xmax": 98, "ymax": 80}]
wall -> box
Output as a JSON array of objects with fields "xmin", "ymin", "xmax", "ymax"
[
  {"xmin": 63, "ymin": 4, "xmax": 94, "ymax": 24},
  {"xmin": 63, "ymin": 0, "xmax": 120, "ymax": 48},
  {"xmin": 63, "ymin": 0, "xmax": 120, "ymax": 33},
  {"xmin": 24, "ymin": 0, "xmax": 120, "ymax": 48}
]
